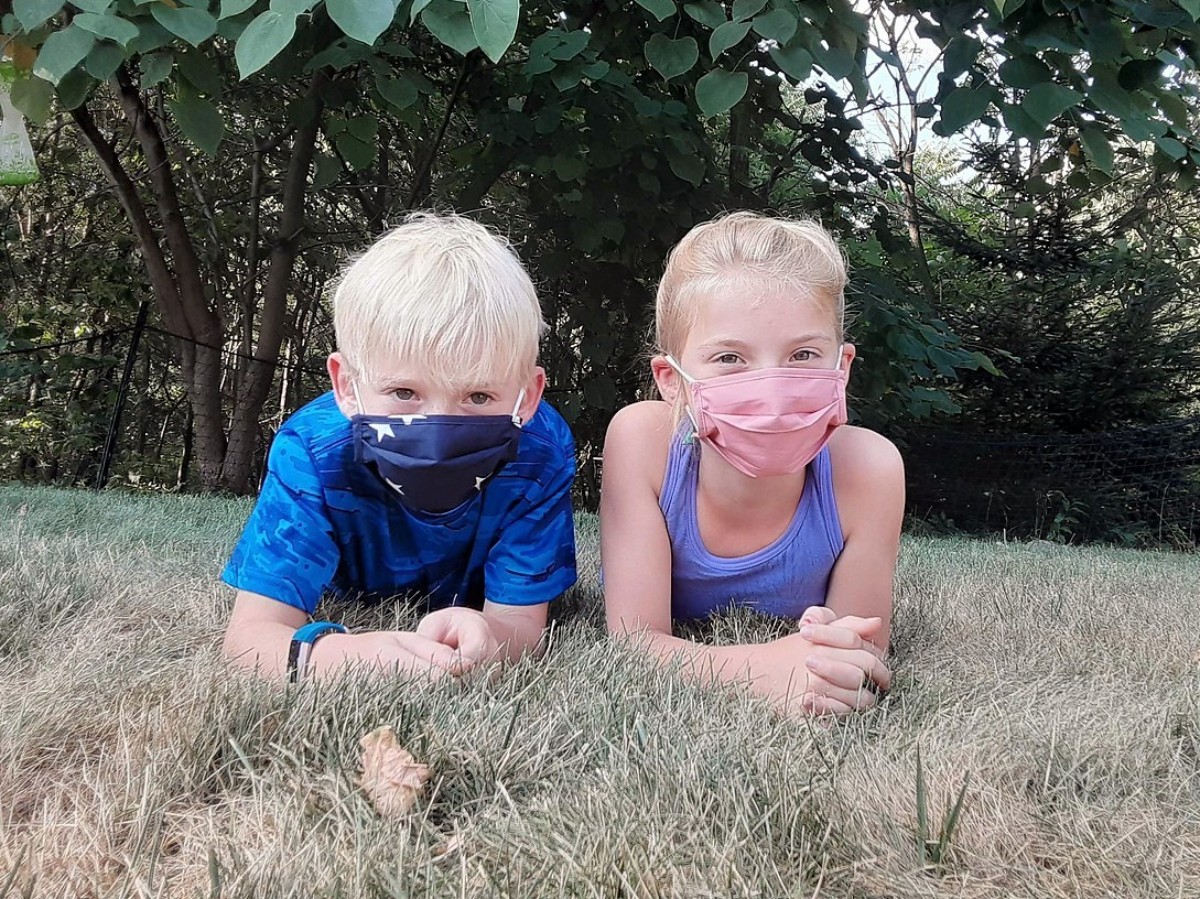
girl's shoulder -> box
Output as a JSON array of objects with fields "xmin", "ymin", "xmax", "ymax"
[
  {"xmin": 827, "ymin": 425, "xmax": 905, "ymax": 534},
  {"xmin": 827, "ymin": 425, "xmax": 904, "ymax": 485},
  {"xmin": 603, "ymin": 401, "xmax": 677, "ymax": 499}
]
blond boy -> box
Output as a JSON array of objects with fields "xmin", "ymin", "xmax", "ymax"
[{"xmin": 221, "ymin": 213, "xmax": 577, "ymax": 680}]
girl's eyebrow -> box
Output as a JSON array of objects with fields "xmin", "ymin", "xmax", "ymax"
[{"xmin": 697, "ymin": 333, "xmax": 833, "ymax": 349}]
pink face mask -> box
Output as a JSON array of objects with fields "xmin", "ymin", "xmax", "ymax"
[{"xmin": 666, "ymin": 354, "xmax": 848, "ymax": 478}]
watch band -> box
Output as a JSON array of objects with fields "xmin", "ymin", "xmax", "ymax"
[{"xmin": 287, "ymin": 621, "xmax": 348, "ymax": 683}]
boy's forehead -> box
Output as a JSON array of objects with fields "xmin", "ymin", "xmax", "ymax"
[{"xmin": 367, "ymin": 362, "xmax": 521, "ymax": 390}]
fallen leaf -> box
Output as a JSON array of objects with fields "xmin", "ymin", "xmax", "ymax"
[{"xmin": 357, "ymin": 725, "xmax": 430, "ymax": 819}]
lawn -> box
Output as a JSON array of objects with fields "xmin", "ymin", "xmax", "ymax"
[{"xmin": 1, "ymin": 484, "xmax": 1198, "ymax": 898}]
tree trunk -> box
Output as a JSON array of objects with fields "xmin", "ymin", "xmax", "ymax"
[{"xmin": 219, "ymin": 75, "xmax": 326, "ymax": 494}]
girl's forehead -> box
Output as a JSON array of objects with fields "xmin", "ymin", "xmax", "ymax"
[{"xmin": 688, "ymin": 286, "xmax": 838, "ymax": 339}]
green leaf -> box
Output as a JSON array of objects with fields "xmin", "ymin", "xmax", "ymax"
[
  {"xmin": 709, "ymin": 21, "xmax": 750, "ymax": 59},
  {"xmin": 32, "ymin": 25, "xmax": 95, "ymax": 86},
  {"xmin": 644, "ymin": 33, "xmax": 698, "ymax": 81},
  {"xmin": 55, "ymin": 67, "xmax": 94, "ymax": 108},
  {"xmin": 151, "ymin": 6, "xmax": 217, "ymax": 47},
  {"xmin": 139, "ymin": 50, "xmax": 174, "ymax": 88},
  {"xmin": 177, "ymin": 47, "xmax": 222, "ymax": 93},
  {"xmin": 683, "ymin": 0, "xmax": 724, "ymax": 28},
  {"xmin": 326, "ymin": 0, "xmax": 393, "ymax": 46},
  {"xmin": 997, "ymin": 54, "xmax": 1051, "ymax": 89},
  {"xmin": 695, "ymin": 68, "xmax": 747, "ymax": 117},
  {"xmin": 335, "ymin": 130, "xmax": 375, "ymax": 170},
  {"xmin": 421, "ymin": 0, "xmax": 478, "ymax": 56},
  {"xmin": 634, "ymin": 0, "xmax": 676, "ymax": 22},
  {"xmin": 219, "ymin": 0, "xmax": 257, "ymax": 19},
  {"xmin": 9, "ymin": 75, "xmax": 54, "ymax": 125},
  {"xmin": 810, "ymin": 42, "xmax": 854, "ymax": 79},
  {"xmin": 169, "ymin": 90, "xmax": 224, "ymax": 155},
  {"xmin": 71, "ymin": 0, "xmax": 112, "ymax": 12},
  {"xmin": 731, "ymin": 0, "xmax": 766, "ymax": 21},
  {"xmin": 85, "ymin": 40, "xmax": 126, "ymax": 79},
  {"xmin": 1178, "ymin": 0, "xmax": 1200, "ymax": 21},
  {"xmin": 1001, "ymin": 102, "xmax": 1044, "ymax": 140},
  {"xmin": 1159, "ymin": 91, "xmax": 1190, "ymax": 129},
  {"xmin": 768, "ymin": 43, "xmax": 811, "ymax": 81},
  {"xmin": 1155, "ymin": 135, "xmax": 1187, "ymax": 160},
  {"xmin": 13, "ymin": 0, "xmax": 63, "ymax": 31},
  {"xmin": 73, "ymin": 12, "xmax": 139, "ymax": 47},
  {"xmin": 235, "ymin": 10, "xmax": 297, "ymax": 78},
  {"xmin": 667, "ymin": 148, "xmax": 704, "ymax": 185},
  {"xmin": 751, "ymin": 9, "xmax": 796, "ymax": 44},
  {"xmin": 1078, "ymin": 126, "xmax": 1113, "ymax": 175},
  {"xmin": 1021, "ymin": 82, "xmax": 1082, "ymax": 126},
  {"xmin": 991, "ymin": 0, "xmax": 1026, "ymax": 19},
  {"xmin": 549, "ymin": 30, "xmax": 589, "ymax": 60},
  {"xmin": 936, "ymin": 85, "xmax": 996, "ymax": 133},
  {"xmin": 375, "ymin": 72, "xmax": 417, "ymax": 109},
  {"xmin": 467, "ymin": 0, "xmax": 518, "ymax": 62}
]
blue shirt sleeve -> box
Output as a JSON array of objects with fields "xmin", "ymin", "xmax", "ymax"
[
  {"xmin": 483, "ymin": 433, "xmax": 578, "ymax": 606},
  {"xmin": 221, "ymin": 428, "xmax": 340, "ymax": 615}
]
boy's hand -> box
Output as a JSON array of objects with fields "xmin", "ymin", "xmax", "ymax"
[
  {"xmin": 416, "ymin": 607, "xmax": 500, "ymax": 675},
  {"xmin": 308, "ymin": 630, "xmax": 461, "ymax": 678}
]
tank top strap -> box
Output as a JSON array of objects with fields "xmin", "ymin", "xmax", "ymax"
[
  {"xmin": 808, "ymin": 445, "xmax": 845, "ymax": 554},
  {"xmin": 658, "ymin": 425, "xmax": 699, "ymax": 530}
]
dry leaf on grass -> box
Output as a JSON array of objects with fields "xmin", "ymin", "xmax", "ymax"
[{"xmin": 357, "ymin": 725, "xmax": 430, "ymax": 818}]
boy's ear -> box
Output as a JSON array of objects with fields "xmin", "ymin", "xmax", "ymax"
[
  {"xmin": 517, "ymin": 367, "xmax": 547, "ymax": 423},
  {"xmin": 327, "ymin": 352, "xmax": 359, "ymax": 418},
  {"xmin": 650, "ymin": 355, "xmax": 681, "ymax": 403}
]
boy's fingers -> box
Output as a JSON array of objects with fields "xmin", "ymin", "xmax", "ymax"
[{"xmin": 394, "ymin": 633, "xmax": 461, "ymax": 671}]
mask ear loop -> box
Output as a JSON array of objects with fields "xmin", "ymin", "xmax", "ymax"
[
  {"xmin": 663, "ymin": 355, "xmax": 701, "ymax": 436},
  {"xmin": 510, "ymin": 388, "xmax": 527, "ymax": 427}
]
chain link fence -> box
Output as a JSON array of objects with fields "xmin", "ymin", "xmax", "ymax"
[{"xmin": 2, "ymin": 316, "xmax": 1197, "ymax": 549}]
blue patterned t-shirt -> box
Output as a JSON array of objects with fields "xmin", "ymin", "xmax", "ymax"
[{"xmin": 222, "ymin": 391, "xmax": 578, "ymax": 615}]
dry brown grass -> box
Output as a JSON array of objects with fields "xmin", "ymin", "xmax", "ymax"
[{"xmin": 1, "ymin": 485, "xmax": 1198, "ymax": 898}]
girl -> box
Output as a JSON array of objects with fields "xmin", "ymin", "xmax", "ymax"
[{"xmin": 600, "ymin": 212, "xmax": 903, "ymax": 715}]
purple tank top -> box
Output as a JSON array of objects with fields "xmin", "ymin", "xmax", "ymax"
[{"xmin": 659, "ymin": 430, "xmax": 844, "ymax": 621}]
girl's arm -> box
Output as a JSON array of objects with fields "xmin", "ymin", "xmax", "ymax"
[
  {"xmin": 824, "ymin": 426, "xmax": 906, "ymax": 649},
  {"xmin": 600, "ymin": 403, "xmax": 887, "ymax": 712}
]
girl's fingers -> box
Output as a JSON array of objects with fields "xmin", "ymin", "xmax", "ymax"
[
  {"xmin": 798, "ymin": 605, "xmax": 838, "ymax": 628},
  {"xmin": 799, "ymin": 623, "xmax": 866, "ymax": 650},
  {"xmin": 806, "ymin": 650, "xmax": 892, "ymax": 692}
]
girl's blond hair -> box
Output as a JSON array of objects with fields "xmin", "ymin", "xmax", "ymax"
[
  {"xmin": 333, "ymin": 212, "xmax": 545, "ymax": 389},
  {"xmin": 654, "ymin": 211, "xmax": 848, "ymax": 357}
]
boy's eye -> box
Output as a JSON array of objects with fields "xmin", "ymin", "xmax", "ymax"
[
  {"xmin": 391, "ymin": 388, "xmax": 416, "ymax": 401},
  {"xmin": 467, "ymin": 392, "xmax": 492, "ymax": 406}
]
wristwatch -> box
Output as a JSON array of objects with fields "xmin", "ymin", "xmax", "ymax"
[{"xmin": 287, "ymin": 621, "xmax": 348, "ymax": 683}]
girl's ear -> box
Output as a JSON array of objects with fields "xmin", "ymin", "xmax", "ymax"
[
  {"xmin": 650, "ymin": 355, "xmax": 682, "ymax": 403},
  {"xmin": 327, "ymin": 352, "xmax": 359, "ymax": 418},
  {"xmin": 839, "ymin": 343, "xmax": 857, "ymax": 383}
]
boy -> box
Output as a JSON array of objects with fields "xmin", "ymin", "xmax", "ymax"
[{"xmin": 221, "ymin": 213, "xmax": 577, "ymax": 681}]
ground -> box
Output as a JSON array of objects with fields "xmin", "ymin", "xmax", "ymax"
[{"xmin": 1, "ymin": 485, "xmax": 1198, "ymax": 898}]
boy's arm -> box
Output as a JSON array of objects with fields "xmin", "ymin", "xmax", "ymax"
[
  {"xmin": 223, "ymin": 590, "xmax": 462, "ymax": 679},
  {"xmin": 415, "ymin": 601, "xmax": 548, "ymax": 667}
]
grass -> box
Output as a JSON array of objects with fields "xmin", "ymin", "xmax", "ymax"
[{"xmin": 1, "ymin": 483, "xmax": 1198, "ymax": 898}]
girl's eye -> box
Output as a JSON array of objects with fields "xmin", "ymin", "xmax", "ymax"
[
  {"xmin": 716, "ymin": 353, "xmax": 741, "ymax": 365},
  {"xmin": 791, "ymin": 350, "xmax": 816, "ymax": 363},
  {"xmin": 467, "ymin": 392, "xmax": 492, "ymax": 406},
  {"xmin": 391, "ymin": 388, "xmax": 416, "ymax": 401}
]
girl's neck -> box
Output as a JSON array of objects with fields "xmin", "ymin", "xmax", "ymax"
[{"xmin": 695, "ymin": 446, "xmax": 805, "ymax": 518}]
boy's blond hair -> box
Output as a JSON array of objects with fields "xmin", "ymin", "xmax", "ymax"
[
  {"xmin": 654, "ymin": 211, "xmax": 848, "ymax": 357},
  {"xmin": 333, "ymin": 212, "xmax": 545, "ymax": 389}
]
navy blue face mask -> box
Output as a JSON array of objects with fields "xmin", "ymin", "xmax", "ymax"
[{"xmin": 351, "ymin": 384, "xmax": 526, "ymax": 514}]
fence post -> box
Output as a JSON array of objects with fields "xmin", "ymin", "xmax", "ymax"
[{"xmin": 94, "ymin": 300, "xmax": 150, "ymax": 491}]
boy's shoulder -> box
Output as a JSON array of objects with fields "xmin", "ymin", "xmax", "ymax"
[
  {"xmin": 275, "ymin": 392, "xmax": 352, "ymax": 458},
  {"xmin": 516, "ymin": 398, "xmax": 575, "ymax": 463}
]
